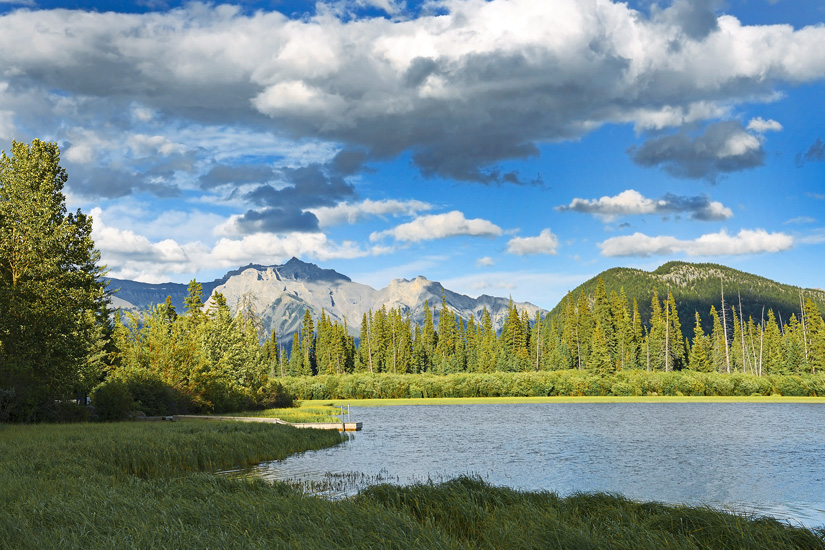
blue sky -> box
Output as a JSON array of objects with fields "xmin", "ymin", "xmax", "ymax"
[{"xmin": 1, "ymin": 0, "xmax": 823, "ymax": 309}]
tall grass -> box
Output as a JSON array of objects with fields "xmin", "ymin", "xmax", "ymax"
[
  {"xmin": 1, "ymin": 423, "xmax": 823, "ymax": 549},
  {"xmin": 225, "ymin": 402, "xmax": 345, "ymax": 423}
]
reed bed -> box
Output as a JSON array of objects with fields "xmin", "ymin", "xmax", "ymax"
[
  {"xmin": 226, "ymin": 402, "xmax": 345, "ymax": 423},
  {"xmin": 1, "ymin": 423, "xmax": 823, "ymax": 549}
]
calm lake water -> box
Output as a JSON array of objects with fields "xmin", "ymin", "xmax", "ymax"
[{"xmin": 246, "ymin": 403, "xmax": 825, "ymax": 529}]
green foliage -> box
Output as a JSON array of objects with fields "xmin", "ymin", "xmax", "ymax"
[
  {"xmin": 91, "ymin": 379, "xmax": 134, "ymax": 421},
  {"xmin": 0, "ymin": 139, "xmax": 107, "ymax": 422},
  {"xmin": 279, "ymin": 371, "xmax": 825, "ymax": 399},
  {"xmin": 107, "ymin": 294, "xmax": 288, "ymax": 414}
]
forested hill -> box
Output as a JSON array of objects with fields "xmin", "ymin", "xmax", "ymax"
[{"xmin": 548, "ymin": 261, "xmax": 825, "ymax": 338}]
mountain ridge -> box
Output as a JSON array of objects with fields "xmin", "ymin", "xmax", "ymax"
[
  {"xmin": 106, "ymin": 258, "xmax": 544, "ymax": 343},
  {"xmin": 547, "ymin": 261, "xmax": 825, "ymax": 338}
]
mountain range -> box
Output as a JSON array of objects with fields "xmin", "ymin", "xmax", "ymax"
[
  {"xmin": 106, "ymin": 258, "xmax": 545, "ymax": 342},
  {"xmin": 107, "ymin": 258, "xmax": 825, "ymax": 343}
]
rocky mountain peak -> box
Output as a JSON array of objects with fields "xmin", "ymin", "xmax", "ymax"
[{"xmin": 277, "ymin": 257, "xmax": 351, "ymax": 283}]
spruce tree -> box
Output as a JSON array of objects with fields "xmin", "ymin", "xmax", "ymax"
[
  {"xmin": 184, "ymin": 279, "xmax": 205, "ymax": 318},
  {"xmin": 762, "ymin": 309, "xmax": 783, "ymax": 375},
  {"xmin": 688, "ymin": 311, "xmax": 711, "ymax": 372}
]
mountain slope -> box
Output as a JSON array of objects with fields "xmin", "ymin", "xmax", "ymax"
[{"xmin": 548, "ymin": 261, "xmax": 825, "ymax": 337}]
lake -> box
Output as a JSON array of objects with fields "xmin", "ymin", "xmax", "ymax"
[{"xmin": 245, "ymin": 403, "xmax": 825, "ymax": 529}]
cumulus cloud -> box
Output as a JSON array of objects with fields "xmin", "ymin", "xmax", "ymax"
[
  {"xmin": 310, "ymin": 198, "xmax": 434, "ymax": 227},
  {"xmin": 796, "ymin": 138, "xmax": 825, "ymax": 167},
  {"xmin": 628, "ymin": 121, "xmax": 766, "ymax": 181},
  {"xmin": 0, "ymin": 110, "xmax": 16, "ymax": 143},
  {"xmin": 506, "ymin": 229, "xmax": 560, "ymax": 256},
  {"xmin": 199, "ymin": 163, "xmax": 276, "ymax": 189},
  {"xmin": 747, "ymin": 117, "xmax": 782, "ymax": 133},
  {"xmin": 476, "ymin": 256, "xmax": 495, "ymax": 267},
  {"xmin": 651, "ymin": 0, "xmax": 720, "ymax": 40},
  {"xmin": 556, "ymin": 189, "xmax": 733, "ymax": 221},
  {"xmin": 91, "ymin": 208, "xmax": 374, "ymax": 282},
  {"xmin": 599, "ymin": 228, "xmax": 793, "ymax": 257},
  {"xmin": 370, "ymin": 211, "xmax": 502, "ymax": 242},
  {"xmin": 221, "ymin": 149, "xmax": 367, "ymax": 234},
  {"xmin": 0, "ymin": 1, "xmax": 823, "ymax": 187}
]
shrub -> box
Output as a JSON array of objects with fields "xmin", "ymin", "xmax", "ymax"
[
  {"xmin": 256, "ymin": 380, "xmax": 296, "ymax": 409},
  {"xmin": 91, "ymin": 379, "xmax": 133, "ymax": 421}
]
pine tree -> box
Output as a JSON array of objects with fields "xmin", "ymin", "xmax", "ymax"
[
  {"xmin": 648, "ymin": 289, "xmax": 666, "ymax": 370},
  {"xmin": 299, "ymin": 309, "xmax": 316, "ymax": 375},
  {"xmin": 593, "ymin": 278, "xmax": 616, "ymax": 364},
  {"xmin": 803, "ymin": 298, "xmax": 824, "ymax": 374},
  {"xmin": 562, "ymin": 292, "xmax": 578, "ymax": 369},
  {"xmin": 0, "ymin": 140, "xmax": 108, "ymax": 419},
  {"xmin": 783, "ymin": 314, "xmax": 805, "ymax": 374},
  {"xmin": 477, "ymin": 307, "xmax": 497, "ymax": 373},
  {"xmin": 358, "ymin": 312, "xmax": 372, "ymax": 373},
  {"xmin": 688, "ymin": 311, "xmax": 711, "ymax": 372},
  {"xmin": 575, "ymin": 291, "xmax": 592, "ymax": 370},
  {"xmin": 184, "ymin": 279, "xmax": 205, "ymax": 318},
  {"xmin": 709, "ymin": 306, "xmax": 727, "ymax": 373},
  {"xmin": 630, "ymin": 298, "xmax": 643, "ymax": 369},
  {"xmin": 590, "ymin": 318, "xmax": 614, "ymax": 376},
  {"xmin": 666, "ymin": 291, "xmax": 686, "ymax": 370},
  {"xmin": 762, "ymin": 309, "xmax": 783, "ymax": 375},
  {"xmin": 288, "ymin": 333, "xmax": 303, "ymax": 376},
  {"xmin": 421, "ymin": 300, "xmax": 437, "ymax": 372}
]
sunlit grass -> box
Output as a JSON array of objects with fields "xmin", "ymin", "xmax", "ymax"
[
  {"xmin": 299, "ymin": 395, "xmax": 825, "ymax": 407},
  {"xmin": 225, "ymin": 402, "xmax": 346, "ymax": 423}
]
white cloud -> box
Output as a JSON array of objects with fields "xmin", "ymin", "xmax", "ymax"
[
  {"xmin": 1, "ymin": 2, "xmax": 824, "ymax": 186},
  {"xmin": 784, "ymin": 216, "xmax": 816, "ymax": 225},
  {"xmin": 747, "ymin": 117, "xmax": 783, "ymax": 133},
  {"xmin": 476, "ymin": 256, "xmax": 495, "ymax": 267},
  {"xmin": 0, "ymin": 110, "xmax": 15, "ymax": 143},
  {"xmin": 599, "ymin": 228, "xmax": 794, "ymax": 257},
  {"xmin": 310, "ymin": 198, "xmax": 434, "ymax": 227},
  {"xmin": 370, "ymin": 211, "xmax": 502, "ymax": 242},
  {"xmin": 91, "ymin": 208, "xmax": 374, "ymax": 282},
  {"xmin": 557, "ymin": 189, "xmax": 733, "ymax": 222},
  {"xmin": 442, "ymin": 270, "xmax": 591, "ymax": 309},
  {"xmin": 506, "ymin": 229, "xmax": 560, "ymax": 256},
  {"xmin": 799, "ymin": 228, "xmax": 825, "ymax": 245}
]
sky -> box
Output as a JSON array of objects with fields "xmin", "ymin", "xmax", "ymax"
[{"xmin": 1, "ymin": 0, "xmax": 823, "ymax": 310}]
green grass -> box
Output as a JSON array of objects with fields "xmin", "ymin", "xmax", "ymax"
[
  {"xmin": 225, "ymin": 402, "xmax": 347, "ymax": 423},
  {"xmin": 1, "ymin": 422, "xmax": 823, "ymax": 549},
  {"xmin": 300, "ymin": 395, "xmax": 825, "ymax": 407}
]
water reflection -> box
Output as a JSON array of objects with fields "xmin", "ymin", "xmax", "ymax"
[{"xmin": 244, "ymin": 403, "xmax": 825, "ymax": 529}]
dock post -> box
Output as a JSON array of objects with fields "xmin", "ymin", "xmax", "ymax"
[{"xmin": 340, "ymin": 405, "xmax": 345, "ymax": 432}]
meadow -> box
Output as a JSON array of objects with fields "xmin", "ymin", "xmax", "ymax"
[{"xmin": 2, "ymin": 417, "xmax": 824, "ymax": 549}]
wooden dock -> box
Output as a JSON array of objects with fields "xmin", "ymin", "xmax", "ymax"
[{"xmin": 136, "ymin": 414, "xmax": 362, "ymax": 431}]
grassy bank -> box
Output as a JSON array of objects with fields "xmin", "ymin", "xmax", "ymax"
[
  {"xmin": 301, "ymin": 395, "xmax": 825, "ymax": 407},
  {"xmin": 1, "ymin": 421, "xmax": 823, "ymax": 549}
]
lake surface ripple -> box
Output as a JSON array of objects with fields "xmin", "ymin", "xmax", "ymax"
[{"xmin": 247, "ymin": 403, "xmax": 825, "ymax": 529}]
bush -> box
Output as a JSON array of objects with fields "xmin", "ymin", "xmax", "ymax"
[
  {"xmin": 91, "ymin": 379, "xmax": 133, "ymax": 421},
  {"xmin": 256, "ymin": 380, "xmax": 296, "ymax": 409}
]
